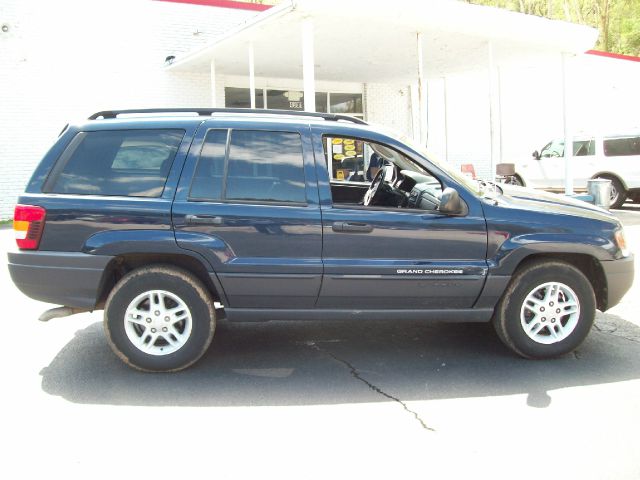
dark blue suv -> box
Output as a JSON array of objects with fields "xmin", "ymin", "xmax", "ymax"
[{"xmin": 8, "ymin": 108, "xmax": 634, "ymax": 371}]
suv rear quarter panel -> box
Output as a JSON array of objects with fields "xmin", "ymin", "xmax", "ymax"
[{"xmin": 23, "ymin": 119, "xmax": 200, "ymax": 252}]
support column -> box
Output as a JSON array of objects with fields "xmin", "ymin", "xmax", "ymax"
[
  {"xmin": 210, "ymin": 59, "xmax": 217, "ymax": 108},
  {"xmin": 443, "ymin": 76, "xmax": 449, "ymax": 162},
  {"xmin": 561, "ymin": 52, "xmax": 573, "ymax": 195},
  {"xmin": 488, "ymin": 41, "xmax": 501, "ymax": 182},
  {"xmin": 302, "ymin": 18, "xmax": 316, "ymax": 112},
  {"xmin": 416, "ymin": 32, "xmax": 427, "ymax": 146},
  {"xmin": 248, "ymin": 42, "xmax": 256, "ymax": 109},
  {"xmin": 410, "ymin": 83, "xmax": 420, "ymax": 143}
]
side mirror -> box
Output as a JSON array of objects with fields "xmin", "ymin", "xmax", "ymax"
[
  {"xmin": 439, "ymin": 187, "xmax": 466, "ymax": 216},
  {"xmin": 532, "ymin": 150, "xmax": 540, "ymax": 160}
]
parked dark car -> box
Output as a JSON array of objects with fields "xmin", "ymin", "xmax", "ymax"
[{"xmin": 8, "ymin": 108, "xmax": 634, "ymax": 371}]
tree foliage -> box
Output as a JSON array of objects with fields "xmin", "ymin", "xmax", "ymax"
[{"xmin": 466, "ymin": 0, "xmax": 640, "ymax": 56}]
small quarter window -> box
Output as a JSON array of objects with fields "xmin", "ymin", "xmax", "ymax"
[{"xmin": 46, "ymin": 129, "xmax": 184, "ymax": 197}]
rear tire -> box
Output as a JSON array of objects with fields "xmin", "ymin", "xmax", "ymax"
[
  {"xmin": 493, "ymin": 261, "xmax": 595, "ymax": 359},
  {"xmin": 596, "ymin": 175, "xmax": 625, "ymax": 209},
  {"xmin": 104, "ymin": 265, "xmax": 216, "ymax": 372}
]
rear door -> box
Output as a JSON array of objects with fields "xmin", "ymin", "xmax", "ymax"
[
  {"xmin": 172, "ymin": 120, "xmax": 323, "ymax": 308},
  {"xmin": 570, "ymin": 137, "xmax": 597, "ymax": 188}
]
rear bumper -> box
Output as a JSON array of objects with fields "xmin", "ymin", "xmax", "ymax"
[
  {"xmin": 601, "ymin": 255, "xmax": 634, "ymax": 310},
  {"xmin": 8, "ymin": 251, "xmax": 114, "ymax": 309}
]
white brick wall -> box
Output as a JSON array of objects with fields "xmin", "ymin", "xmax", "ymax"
[
  {"xmin": 364, "ymin": 83, "xmax": 413, "ymax": 139},
  {"xmin": 440, "ymin": 72, "xmax": 492, "ymax": 179},
  {"xmin": 0, "ymin": 0, "xmax": 256, "ymax": 218}
]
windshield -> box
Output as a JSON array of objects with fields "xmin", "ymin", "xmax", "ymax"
[{"xmin": 398, "ymin": 134, "xmax": 481, "ymax": 195}]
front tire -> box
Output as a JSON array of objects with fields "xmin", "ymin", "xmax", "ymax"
[
  {"xmin": 511, "ymin": 174, "xmax": 525, "ymax": 187},
  {"xmin": 104, "ymin": 265, "xmax": 216, "ymax": 372},
  {"xmin": 493, "ymin": 261, "xmax": 595, "ymax": 359}
]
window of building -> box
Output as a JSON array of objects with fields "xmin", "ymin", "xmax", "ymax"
[
  {"xmin": 330, "ymin": 93, "xmax": 363, "ymax": 115},
  {"xmin": 225, "ymin": 87, "xmax": 265, "ymax": 109},
  {"xmin": 189, "ymin": 129, "xmax": 307, "ymax": 204},
  {"xmin": 324, "ymin": 137, "xmax": 368, "ymax": 182},
  {"xmin": 224, "ymin": 87, "xmax": 362, "ymax": 117},
  {"xmin": 45, "ymin": 129, "xmax": 184, "ymax": 197}
]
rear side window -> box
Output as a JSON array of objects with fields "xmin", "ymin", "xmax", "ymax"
[
  {"xmin": 45, "ymin": 129, "xmax": 184, "ymax": 197},
  {"xmin": 604, "ymin": 136, "xmax": 640, "ymax": 157},
  {"xmin": 189, "ymin": 130, "xmax": 307, "ymax": 204}
]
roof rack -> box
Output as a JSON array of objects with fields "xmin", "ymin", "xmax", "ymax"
[{"xmin": 88, "ymin": 108, "xmax": 368, "ymax": 125}]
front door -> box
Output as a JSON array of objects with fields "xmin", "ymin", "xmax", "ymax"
[
  {"xmin": 312, "ymin": 128, "xmax": 488, "ymax": 309},
  {"xmin": 172, "ymin": 121, "xmax": 322, "ymax": 308}
]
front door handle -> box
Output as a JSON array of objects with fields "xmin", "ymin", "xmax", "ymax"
[
  {"xmin": 332, "ymin": 221, "xmax": 373, "ymax": 233},
  {"xmin": 185, "ymin": 215, "xmax": 223, "ymax": 226}
]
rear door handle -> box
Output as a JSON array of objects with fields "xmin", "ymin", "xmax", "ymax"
[
  {"xmin": 185, "ymin": 215, "xmax": 223, "ymax": 226},
  {"xmin": 332, "ymin": 221, "xmax": 373, "ymax": 233}
]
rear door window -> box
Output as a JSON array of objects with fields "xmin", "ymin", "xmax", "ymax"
[
  {"xmin": 189, "ymin": 129, "xmax": 227, "ymax": 201},
  {"xmin": 573, "ymin": 139, "xmax": 595, "ymax": 156},
  {"xmin": 189, "ymin": 130, "xmax": 307, "ymax": 204},
  {"xmin": 45, "ymin": 129, "xmax": 184, "ymax": 197}
]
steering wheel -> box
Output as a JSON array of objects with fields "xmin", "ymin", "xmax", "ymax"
[{"xmin": 363, "ymin": 167, "xmax": 387, "ymax": 206}]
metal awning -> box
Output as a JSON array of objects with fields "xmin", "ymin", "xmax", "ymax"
[
  {"xmin": 165, "ymin": 0, "xmax": 598, "ymax": 191},
  {"xmin": 166, "ymin": 0, "xmax": 598, "ymax": 81}
]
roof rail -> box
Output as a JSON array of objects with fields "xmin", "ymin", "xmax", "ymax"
[{"xmin": 88, "ymin": 108, "xmax": 367, "ymax": 125}]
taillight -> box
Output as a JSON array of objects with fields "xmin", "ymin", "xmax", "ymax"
[{"xmin": 14, "ymin": 204, "xmax": 46, "ymax": 250}]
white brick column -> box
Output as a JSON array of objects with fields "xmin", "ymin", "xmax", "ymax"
[{"xmin": 302, "ymin": 18, "xmax": 316, "ymax": 112}]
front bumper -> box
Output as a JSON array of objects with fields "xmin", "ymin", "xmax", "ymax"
[
  {"xmin": 601, "ymin": 255, "xmax": 635, "ymax": 310},
  {"xmin": 8, "ymin": 251, "xmax": 114, "ymax": 309}
]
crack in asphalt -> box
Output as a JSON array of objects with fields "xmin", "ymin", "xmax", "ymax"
[
  {"xmin": 308, "ymin": 341, "xmax": 435, "ymax": 432},
  {"xmin": 594, "ymin": 321, "xmax": 640, "ymax": 343},
  {"xmin": 594, "ymin": 322, "xmax": 617, "ymax": 334}
]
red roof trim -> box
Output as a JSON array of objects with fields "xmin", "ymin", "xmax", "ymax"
[
  {"xmin": 586, "ymin": 49, "xmax": 640, "ymax": 63},
  {"xmin": 155, "ymin": 0, "xmax": 271, "ymax": 12}
]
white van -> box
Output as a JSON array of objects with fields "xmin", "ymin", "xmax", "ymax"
[{"xmin": 513, "ymin": 133, "xmax": 640, "ymax": 208}]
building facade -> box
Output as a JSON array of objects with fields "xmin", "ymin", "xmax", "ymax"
[{"xmin": 1, "ymin": 0, "xmax": 639, "ymax": 218}]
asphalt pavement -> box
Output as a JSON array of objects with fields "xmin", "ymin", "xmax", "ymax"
[{"xmin": 2, "ymin": 208, "xmax": 640, "ymax": 480}]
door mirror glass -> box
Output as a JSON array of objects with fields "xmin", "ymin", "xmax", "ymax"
[
  {"xmin": 438, "ymin": 187, "xmax": 465, "ymax": 215},
  {"xmin": 532, "ymin": 150, "xmax": 540, "ymax": 160}
]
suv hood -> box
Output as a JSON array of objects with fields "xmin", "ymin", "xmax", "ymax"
[{"xmin": 496, "ymin": 184, "xmax": 618, "ymax": 223}]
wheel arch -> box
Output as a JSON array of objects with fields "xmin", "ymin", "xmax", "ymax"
[
  {"xmin": 96, "ymin": 252, "xmax": 225, "ymax": 309},
  {"xmin": 511, "ymin": 253, "xmax": 608, "ymax": 311},
  {"xmin": 513, "ymin": 172, "xmax": 526, "ymax": 187},
  {"xmin": 591, "ymin": 171, "xmax": 627, "ymax": 190}
]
